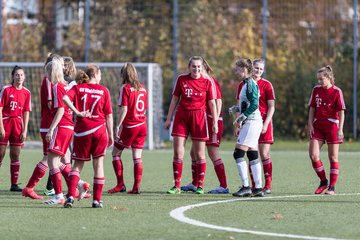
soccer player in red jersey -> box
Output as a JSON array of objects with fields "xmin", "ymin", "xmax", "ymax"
[
  {"xmin": 249, "ymin": 59, "xmax": 275, "ymax": 194},
  {"xmin": 0, "ymin": 66, "xmax": 31, "ymax": 192},
  {"xmin": 63, "ymin": 65, "xmax": 113, "ymax": 208},
  {"xmin": 165, "ymin": 56, "xmax": 218, "ymax": 194},
  {"xmin": 308, "ymin": 65, "xmax": 345, "ymax": 195},
  {"xmin": 43, "ymin": 57, "xmax": 75, "ymax": 205},
  {"xmin": 108, "ymin": 63, "xmax": 148, "ymax": 194},
  {"xmin": 181, "ymin": 58, "xmax": 228, "ymax": 194}
]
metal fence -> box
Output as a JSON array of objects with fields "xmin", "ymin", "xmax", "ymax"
[{"xmin": 1, "ymin": 0, "xmax": 359, "ymax": 139}]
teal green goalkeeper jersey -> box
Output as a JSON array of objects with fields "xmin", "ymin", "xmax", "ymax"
[{"xmin": 237, "ymin": 78, "xmax": 262, "ymax": 120}]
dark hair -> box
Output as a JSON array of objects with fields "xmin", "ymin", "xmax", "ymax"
[
  {"xmin": 75, "ymin": 70, "xmax": 90, "ymax": 84},
  {"xmin": 63, "ymin": 56, "xmax": 76, "ymax": 79},
  {"xmin": 235, "ymin": 58, "xmax": 253, "ymax": 76},
  {"xmin": 121, "ymin": 63, "xmax": 141, "ymax": 91},
  {"xmin": 11, "ymin": 65, "xmax": 23, "ymax": 78},
  {"xmin": 85, "ymin": 64, "xmax": 100, "ymax": 79}
]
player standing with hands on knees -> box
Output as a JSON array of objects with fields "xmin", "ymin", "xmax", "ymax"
[
  {"xmin": 230, "ymin": 58, "xmax": 263, "ymax": 197},
  {"xmin": 108, "ymin": 63, "xmax": 147, "ymax": 194},
  {"xmin": 165, "ymin": 56, "xmax": 218, "ymax": 194},
  {"xmin": 308, "ymin": 65, "xmax": 345, "ymax": 195},
  {"xmin": 63, "ymin": 65, "xmax": 113, "ymax": 208},
  {"xmin": 0, "ymin": 66, "xmax": 31, "ymax": 192}
]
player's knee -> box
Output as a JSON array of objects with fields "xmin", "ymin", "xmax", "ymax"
[
  {"xmin": 247, "ymin": 150, "xmax": 259, "ymax": 161},
  {"xmin": 233, "ymin": 148, "xmax": 245, "ymax": 160}
]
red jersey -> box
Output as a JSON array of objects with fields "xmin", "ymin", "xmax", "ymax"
[
  {"xmin": 66, "ymin": 83, "xmax": 112, "ymax": 134},
  {"xmin": 173, "ymin": 73, "xmax": 215, "ymax": 111},
  {"xmin": 257, "ymin": 78, "xmax": 275, "ymax": 115},
  {"xmin": 118, "ymin": 83, "xmax": 147, "ymax": 127},
  {"xmin": 51, "ymin": 82, "xmax": 73, "ymax": 127},
  {"xmin": 40, "ymin": 76, "xmax": 53, "ymax": 129},
  {"xmin": 0, "ymin": 84, "xmax": 31, "ymax": 117},
  {"xmin": 206, "ymin": 76, "xmax": 223, "ymax": 118},
  {"xmin": 308, "ymin": 85, "xmax": 346, "ymax": 121}
]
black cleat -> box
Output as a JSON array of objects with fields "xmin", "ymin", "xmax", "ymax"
[
  {"xmin": 252, "ymin": 188, "xmax": 264, "ymax": 197},
  {"xmin": 64, "ymin": 197, "xmax": 74, "ymax": 208},
  {"xmin": 232, "ymin": 186, "xmax": 252, "ymax": 197},
  {"xmin": 10, "ymin": 184, "xmax": 22, "ymax": 192},
  {"xmin": 92, "ymin": 200, "xmax": 103, "ymax": 208}
]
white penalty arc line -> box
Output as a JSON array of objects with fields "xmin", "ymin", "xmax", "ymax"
[{"xmin": 170, "ymin": 193, "xmax": 360, "ymax": 240}]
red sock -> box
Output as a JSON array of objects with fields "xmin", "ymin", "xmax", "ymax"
[
  {"xmin": 191, "ymin": 161, "xmax": 197, "ymax": 186},
  {"xmin": 68, "ymin": 170, "xmax": 80, "ymax": 198},
  {"xmin": 10, "ymin": 161, "xmax": 20, "ymax": 184},
  {"xmin": 173, "ymin": 159, "xmax": 183, "ymax": 188},
  {"xmin": 50, "ymin": 168, "xmax": 62, "ymax": 195},
  {"xmin": 329, "ymin": 162, "xmax": 339, "ymax": 187},
  {"xmin": 312, "ymin": 160, "xmax": 327, "ymax": 181},
  {"xmin": 133, "ymin": 158, "xmax": 143, "ymax": 189},
  {"xmin": 262, "ymin": 158, "xmax": 273, "ymax": 188},
  {"xmin": 26, "ymin": 162, "xmax": 48, "ymax": 188},
  {"xmin": 196, "ymin": 160, "xmax": 206, "ymax": 188},
  {"xmin": 112, "ymin": 156, "xmax": 124, "ymax": 186},
  {"xmin": 213, "ymin": 159, "xmax": 227, "ymax": 188},
  {"xmin": 59, "ymin": 163, "xmax": 71, "ymax": 184},
  {"xmin": 93, "ymin": 177, "xmax": 105, "ymax": 202}
]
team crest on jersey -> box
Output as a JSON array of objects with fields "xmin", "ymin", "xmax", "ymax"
[
  {"xmin": 10, "ymin": 94, "xmax": 14, "ymax": 98},
  {"xmin": 185, "ymin": 88, "xmax": 193, "ymax": 97},
  {"xmin": 315, "ymin": 97, "xmax": 322, "ymax": 107}
]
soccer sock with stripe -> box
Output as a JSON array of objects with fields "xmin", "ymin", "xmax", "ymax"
[
  {"xmin": 213, "ymin": 159, "xmax": 227, "ymax": 188},
  {"xmin": 112, "ymin": 156, "xmax": 124, "ymax": 187},
  {"xmin": 26, "ymin": 162, "xmax": 48, "ymax": 188}
]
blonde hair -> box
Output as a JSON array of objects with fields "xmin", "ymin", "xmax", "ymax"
[
  {"xmin": 63, "ymin": 56, "xmax": 76, "ymax": 79},
  {"xmin": 317, "ymin": 65, "xmax": 335, "ymax": 84},
  {"xmin": 188, "ymin": 56, "xmax": 204, "ymax": 67},
  {"xmin": 45, "ymin": 56, "xmax": 65, "ymax": 84},
  {"xmin": 121, "ymin": 62, "xmax": 141, "ymax": 91}
]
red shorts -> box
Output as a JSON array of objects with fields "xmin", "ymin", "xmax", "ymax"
[
  {"xmin": 114, "ymin": 123, "xmax": 147, "ymax": 149},
  {"xmin": 40, "ymin": 131, "xmax": 49, "ymax": 156},
  {"xmin": 259, "ymin": 120, "xmax": 274, "ymax": 144},
  {"xmin": 48, "ymin": 127, "xmax": 74, "ymax": 157},
  {"xmin": 311, "ymin": 119, "xmax": 343, "ymax": 144},
  {"xmin": 72, "ymin": 124, "xmax": 108, "ymax": 161},
  {"xmin": 0, "ymin": 117, "xmax": 24, "ymax": 147},
  {"xmin": 206, "ymin": 117, "xmax": 223, "ymax": 147},
  {"xmin": 172, "ymin": 110, "xmax": 208, "ymax": 141}
]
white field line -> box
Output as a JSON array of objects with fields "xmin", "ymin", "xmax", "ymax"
[{"xmin": 170, "ymin": 193, "xmax": 360, "ymax": 240}]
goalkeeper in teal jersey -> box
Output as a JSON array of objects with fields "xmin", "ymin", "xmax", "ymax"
[{"xmin": 229, "ymin": 58, "xmax": 263, "ymax": 197}]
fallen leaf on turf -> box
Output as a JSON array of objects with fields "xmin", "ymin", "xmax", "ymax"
[
  {"xmin": 112, "ymin": 206, "xmax": 129, "ymax": 211},
  {"xmin": 273, "ymin": 213, "xmax": 284, "ymax": 220}
]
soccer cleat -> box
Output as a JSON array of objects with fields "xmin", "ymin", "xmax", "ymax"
[
  {"xmin": 325, "ymin": 186, "xmax": 335, "ymax": 195},
  {"xmin": 314, "ymin": 180, "xmax": 328, "ymax": 194},
  {"xmin": 107, "ymin": 184, "xmax": 126, "ymax": 194},
  {"xmin": 64, "ymin": 197, "xmax": 74, "ymax": 208},
  {"xmin": 127, "ymin": 188, "xmax": 140, "ymax": 194},
  {"xmin": 252, "ymin": 188, "xmax": 265, "ymax": 197},
  {"xmin": 78, "ymin": 181, "xmax": 90, "ymax": 201},
  {"xmin": 195, "ymin": 187, "xmax": 204, "ymax": 194},
  {"xmin": 208, "ymin": 186, "xmax": 230, "ymax": 194},
  {"xmin": 43, "ymin": 188, "xmax": 55, "ymax": 196},
  {"xmin": 263, "ymin": 187, "xmax": 271, "ymax": 195},
  {"xmin": 232, "ymin": 186, "xmax": 252, "ymax": 197},
  {"xmin": 44, "ymin": 195, "xmax": 65, "ymax": 205},
  {"xmin": 10, "ymin": 184, "xmax": 22, "ymax": 192},
  {"xmin": 180, "ymin": 182, "xmax": 197, "ymax": 192},
  {"xmin": 167, "ymin": 186, "xmax": 181, "ymax": 194},
  {"xmin": 92, "ymin": 200, "xmax": 103, "ymax": 208},
  {"xmin": 22, "ymin": 187, "xmax": 43, "ymax": 200}
]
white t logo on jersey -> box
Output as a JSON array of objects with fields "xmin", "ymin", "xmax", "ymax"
[
  {"xmin": 185, "ymin": 88, "xmax": 193, "ymax": 97},
  {"xmin": 315, "ymin": 97, "xmax": 322, "ymax": 107},
  {"xmin": 10, "ymin": 101, "xmax": 18, "ymax": 110}
]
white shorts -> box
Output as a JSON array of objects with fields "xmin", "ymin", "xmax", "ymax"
[{"xmin": 236, "ymin": 119, "xmax": 263, "ymax": 149}]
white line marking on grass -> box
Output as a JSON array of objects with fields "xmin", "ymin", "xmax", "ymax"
[{"xmin": 170, "ymin": 193, "xmax": 360, "ymax": 240}]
